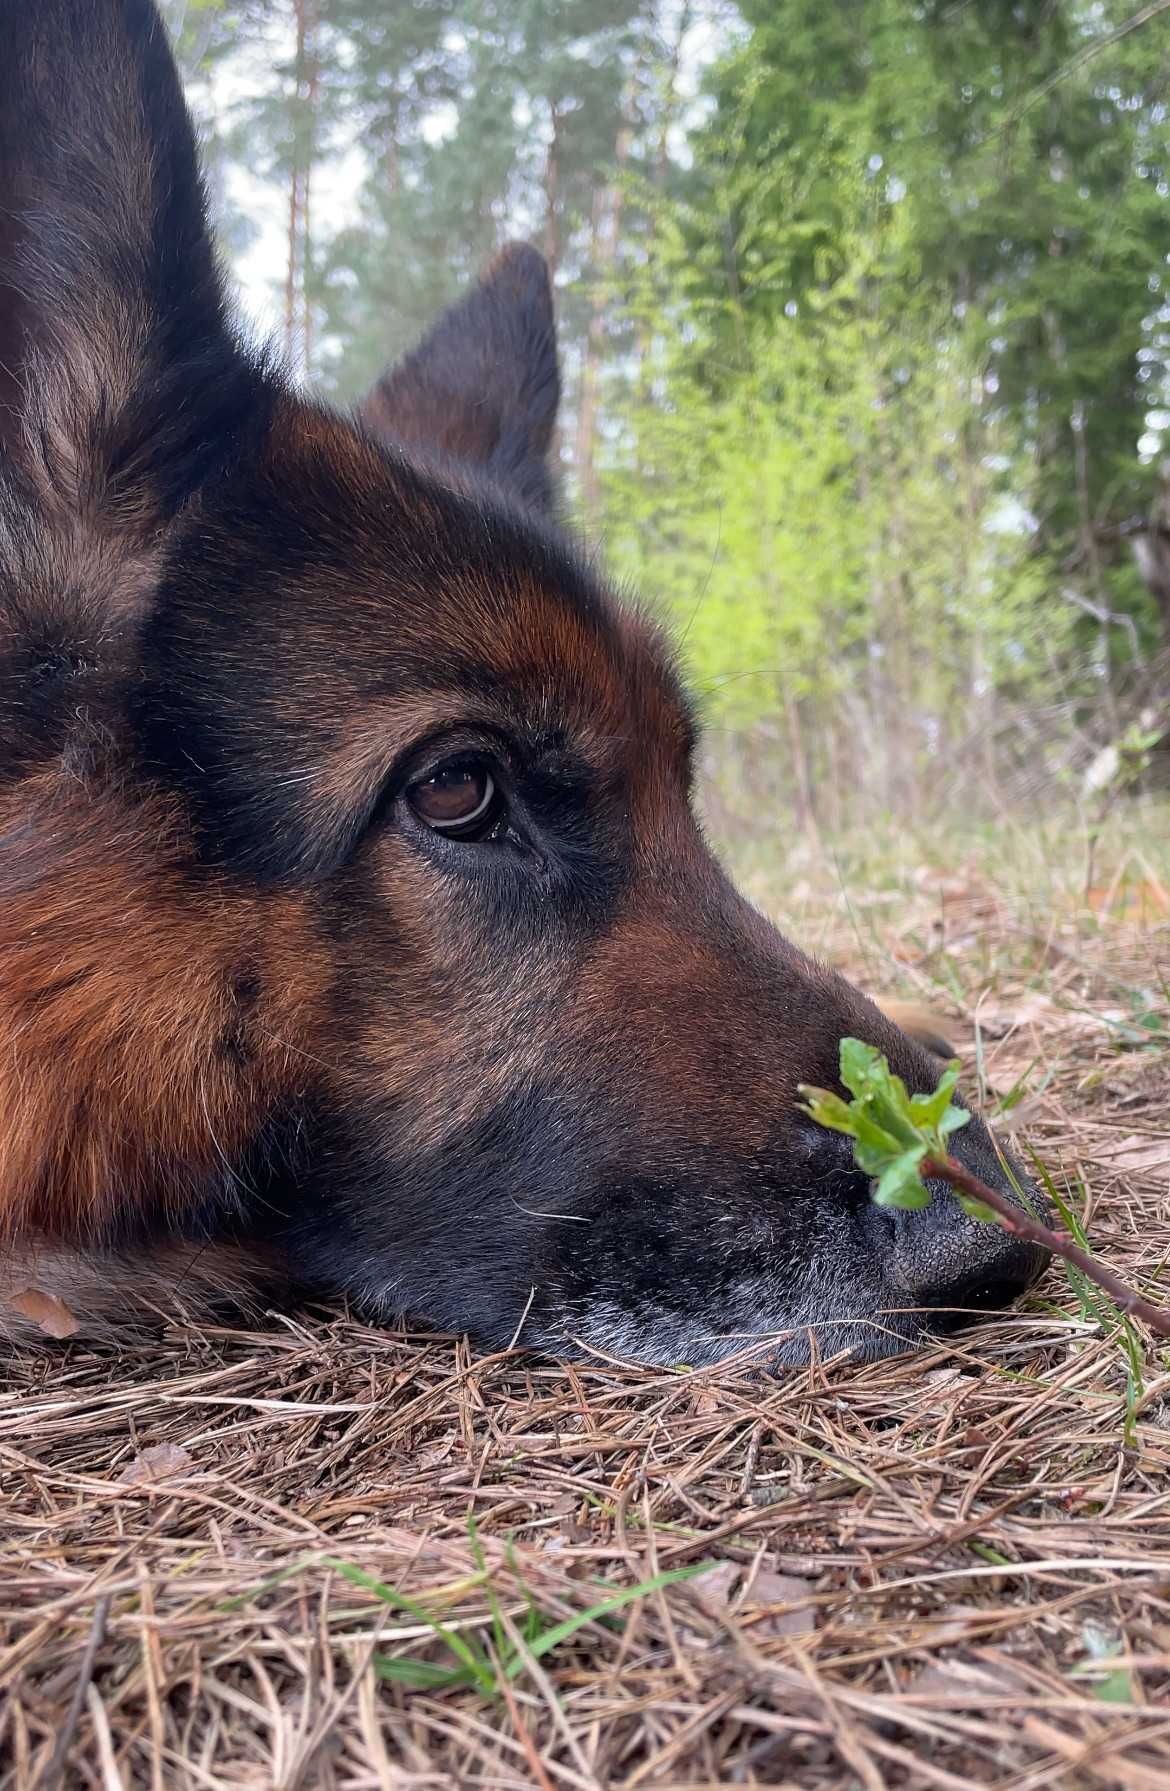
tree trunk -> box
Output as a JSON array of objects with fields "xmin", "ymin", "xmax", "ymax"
[
  {"xmin": 754, "ymin": 404, "xmax": 820, "ymax": 847},
  {"xmin": 654, "ymin": 0, "xmax": 690, "ymax": 184},
  {"xmin": 633, "ymin": 3, "xmax": 692, "ymax": 409},
  {"xmin": 783, "ymin": 687, "xmax": 820, "ymax": 849},
  {"xmin": 384, "ymin": 135, "xmax": 401, "ymax": 195},
  {"xmin": 301, "ymin": 8, "xmax": 318, "ymax": 379},
  {"xmin": 283, "ymin": 0, "xmax": 317, "ymax": 376},
  {"xmin": 542, "ymin": 105, "xmax": 561, "ymax": 283},
  {"xmin": 855, "ymin": 433, "xmax": 894, "ymax": 813},
  {"xmin": 283, "ymin": 0, "xmax": 305, "ymax": 362},
  {"xmin": 1071, "ymin": 400, "xmax": 1119, "ymax": 728},
  {"xmin": 1131, "ymin": 462, "xmax": 1170, "ymax": 650},
  {"xmin": 1132, "ymin": 533, "xmax": 1170, "ymax": 644},
  {"xmin": 574, "ymin": 92, "xmax": 635, "ymax": 530}
]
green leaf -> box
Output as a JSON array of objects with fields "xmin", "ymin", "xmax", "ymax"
[
  {"xmin": 1076, "ymin": 1623, "xmax": 1136, "ymax": 1706},
  {"xmin": 872, "ymin": 1147, "xmax": 931, "ymax": 1209},
  {"xmin": 1091, "ymin": 1663, "xmax": 1137, "ymax": 1706},
  {"xmin": 797, "ymin": 1085, "xmax": 858, "ymax": 1135},
  {"xmin": 968, "ymin": 1541, "xmax": 1013, "ymax": 1567},
  {"xmin": 367, "ymin": 1561, "xmax": 716, "ymax": 1701},
  {"xmin": 908, "ymin": 1061, "xmax": 962, "ymax": 1129},
  {"xmin": 806, "ymin": 1039, "xmax": 1017, "ymax": 1235},
  {"xmin": 322, "ymin": 1558, "xmax": 494, "ymax": 1694},
  {"xmin": 838, "ymin": 1040, "xmax": 924, "ymax": 1150},
  {"xmin": 507, "ymin": 1562, "xmax": 713, "ymax": 1676},
  {"xmin": 839, "ymin": 1037, "xmax": 883, "ymax": 1098},
  {"xmin": 374, "ymin": 1656, "xmax": 472, "ymax": 1690},
  {"xmin": 851, "ymin": 1109, "xmax": 909, "ymax": 1162}
]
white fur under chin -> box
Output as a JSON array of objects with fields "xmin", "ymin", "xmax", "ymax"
[
  {"xmin": 1, "ymin": 1250, "xmax": 924, "ymax": 1366},
  {"xmin": 550, "ymin": 1299, "xmax": 922, "ymax": 1368}
]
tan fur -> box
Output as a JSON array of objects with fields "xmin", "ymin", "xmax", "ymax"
[{"xmin": 873, "ymin": 999, "xmax": 958, "ymax": 1060}]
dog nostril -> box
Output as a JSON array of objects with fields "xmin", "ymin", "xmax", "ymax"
[
  {"xmin": 887, "ymin": 1180, "xmax": 1048, "ymax": 1320},
  {"xmin": 912, "ymin": 1264, "xmax": 1036, "ymax": 1320},
  {"xmin": 813, "ymin": 1119, "xmax": 1048, "ymax": 1324}
]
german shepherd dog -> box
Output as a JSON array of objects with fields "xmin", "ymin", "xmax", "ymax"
[{"xmin": 0, "ymin": 0, "xmax": 1047, "ymax": 1361}]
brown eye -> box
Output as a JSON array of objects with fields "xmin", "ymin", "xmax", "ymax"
[{"xmin": 407, "ymin": 760, "xmax": 500, "ymax": 840}]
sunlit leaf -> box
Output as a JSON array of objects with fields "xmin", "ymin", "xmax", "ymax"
[{"xmin": 873, "ymin": 1148, "xmax": 931, "ymax": 1209}]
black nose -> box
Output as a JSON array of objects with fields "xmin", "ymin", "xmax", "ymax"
[
  {"xmin": 891, "ymin": 1187, "xmax": 1045, "ymax": 1317},
  {"xmin": 887, "ymin": 1140, "xmax": 1050, "ymax": 1324}
]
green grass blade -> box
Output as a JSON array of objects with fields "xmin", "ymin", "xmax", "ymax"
[
  {"xmin": 505, "ymin": 1562, "xmax": 713, "ymax": 1679},
  {"xmin": 321, "ymin": 1557, "xmax": 494, "ymax": 1694},
  {"xmin": 374, "ymin": 1656, "xmax": 474, "ymax": 1690}
]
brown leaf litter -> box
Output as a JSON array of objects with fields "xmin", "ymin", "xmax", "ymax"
[{"xmin": 0, "ymin": 871, "xmax": 1167, "ymax": 1787}]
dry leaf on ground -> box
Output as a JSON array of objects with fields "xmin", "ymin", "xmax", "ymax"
[
  {"xmin": 8, "ymin": 1287, "xmax": 80, "ymax": 1339},
  {"xmin": 117, "ymin": 1442, "xmax": 194, "ymax": 1485}
]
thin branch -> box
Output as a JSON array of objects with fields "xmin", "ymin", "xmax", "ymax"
[
  {"xmin": 35, "ymin": 1594, "xmax": 113, "ymax": 1791},
  {"xmin": 1057, "ymin": 583, "xmax": 1144, "ymax": 666},
  {"xmin": 990, "ymin": 1, "xmax": 1170, "ymax": 141}
]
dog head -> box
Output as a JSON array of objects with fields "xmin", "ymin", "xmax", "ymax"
[{"xmin": 0, "ymin": 0, "xmax": 1047, "ymax": 1362}]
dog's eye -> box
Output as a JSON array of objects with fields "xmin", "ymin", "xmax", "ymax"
[{"xmin": 407, "ymin": 760, "xmax": 501, "ymax": 840}]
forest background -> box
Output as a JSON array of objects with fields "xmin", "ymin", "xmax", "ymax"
[{"xmin": 160, "ymin": 0, "xmax": 1170, "ymax": 846}]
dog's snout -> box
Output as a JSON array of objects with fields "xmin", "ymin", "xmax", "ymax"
[
  {"xmin": 887, "ymin": 1172, "xmax": 1048, "ymax": 1321},
  {"xmin": 796, "ymin": 1051, "xmax": 1051, "ymax": 1336}
]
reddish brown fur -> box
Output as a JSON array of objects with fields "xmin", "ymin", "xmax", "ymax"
[{"xmin": 0, "ymin": 780, "xmax": 325, "ymax": 1240}]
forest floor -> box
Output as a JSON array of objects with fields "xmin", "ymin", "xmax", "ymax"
[{"xmin": 2, "ymin": 801, "xmax": 1168, "ymax": 1789}]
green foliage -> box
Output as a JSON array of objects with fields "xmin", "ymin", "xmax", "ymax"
[
  {"xmin": 603, "ymin": 0, "xmax": 1169, "ymax": 786},
  {"xmin": 799, "ymin": 1039, "xmax": 982, "ymax": 1217},
  {"xmin": 164, "ymin": 0, "xmax": 1170, "ymax": 822},
  {"xmin": 1075, "ymin": 1620, "xmax": 1138, "ymax": 1706},
  {"xmin": 805, "ymin": 1050, "xmax": 1168, "ymax": 1397},
  {"xmin": 372, "ymin": 1552, "xmax": 711, "ymax": 1695},
  {"xmin": 691, "ymin": 0, "xmax": 1169, "ymax": 614}
]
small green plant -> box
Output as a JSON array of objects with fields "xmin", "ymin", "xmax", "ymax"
[
  {"xmin": 1081, "ymin": 723, "xmax": 1167, "ymax": 823},
  {"xmin": 1073, "ymin": 1620, "xmax": 1137, "ymax": 1706},
  {"xmin": 369, "ymin": 1557, "xmax": 709, "ymax": 1693},
  {"xmin": 799, "ymin": 1041, "xmax": 1170, "ymax": 1342},
  {"xmin": 1098, "ymin": 988, "xmax": 1168, "ymax": 1052},
  {"xmin": 223, "ymin": 1516, "xmax": 713, "ymax": 1699},
  {"xmin": 367, "ymin": 1517, "xmax": 711, "ymax": 1693}
]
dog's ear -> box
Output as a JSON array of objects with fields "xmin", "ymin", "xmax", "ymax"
[
  {"xmin": 0, "ymin": 0, "xmax": 265, "ymax": 615},
  {"xmin": 357, "ymin": 242, "xmax": 560, "ymax": 515},
  {"xmin": 874, "ymin": 999, "xmax": 958, "ymax": 1062}
]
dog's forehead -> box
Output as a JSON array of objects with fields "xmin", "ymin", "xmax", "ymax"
[
  {"xmin": 259, "ymin": 401, "xmax": 694, "ymax": 760},
  {"xmin": 428, "ymin": 581, "xmax": 692, "ymax": 759}
]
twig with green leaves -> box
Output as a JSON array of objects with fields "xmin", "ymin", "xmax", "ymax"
[{"xmin": 800, "ymin": 1040, "xmax": 1170, "ymax": 1341}]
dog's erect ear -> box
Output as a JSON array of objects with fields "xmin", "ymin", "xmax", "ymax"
[
  {"xmin": 357, "ymin": 242, "xmax": 560, "ymax": 515},
  {"xmin": 0, "ymin": 0, "xmax": 264, "ymax": 577}
]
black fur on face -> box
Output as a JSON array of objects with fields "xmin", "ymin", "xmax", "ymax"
[{"xmin": 0, "ymin": 0, "xmax": 1048, "ymax": 1360}]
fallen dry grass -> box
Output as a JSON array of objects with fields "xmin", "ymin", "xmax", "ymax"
[{"xmin": 2, "ymin": 811, "xmax": 1168, "ymax": 1789}]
